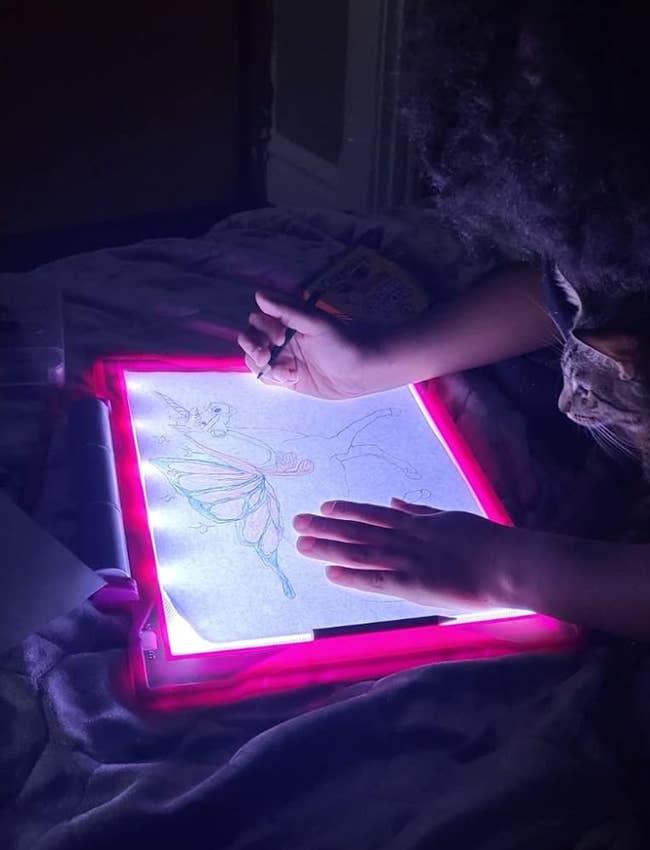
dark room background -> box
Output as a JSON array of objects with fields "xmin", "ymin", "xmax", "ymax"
[
  {"xmin": 1, "ymin": 1, "xmax": 271, "ymax": 269},
  {"xmin": 1, "ymin": 1, "xmax": 418, "ymax": 271}
]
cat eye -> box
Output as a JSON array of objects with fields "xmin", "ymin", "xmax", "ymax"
[{"xmin": 575, "ymin": 384, "xmax": 590, "ymax": 398}]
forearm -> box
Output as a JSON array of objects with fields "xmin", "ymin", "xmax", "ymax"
[
  {"xmin": 503, "ymin": 530, "xmax": 650, "ymax": 641},
  {"xmin": 376, "ymin": 263, "xmax": 558, "ymax": 387}
]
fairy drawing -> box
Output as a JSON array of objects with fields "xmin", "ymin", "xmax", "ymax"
[
  {"xmin": 151, "ymin": 393, "xmax": 421, "ymax": 598},
  {"xmin": 153, "ymin": 439, "xmax": 308, "ymax": 598}
]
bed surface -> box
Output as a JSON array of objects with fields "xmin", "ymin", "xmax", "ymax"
[{"xmin": 1, "ymin": 207, "xmax": 648, "ymax": 849}]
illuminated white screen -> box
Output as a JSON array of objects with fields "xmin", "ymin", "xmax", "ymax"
[{"xmin": 126, "ymin": 370, "xmax": 486, "ymax": 655}]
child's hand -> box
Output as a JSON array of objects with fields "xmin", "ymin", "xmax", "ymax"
[
  {"xmin": 237, "ymin": 291, "xmax": 382, "ymax": 399},
  {"xmin": 293, "ymin": 497, "xmax": 524, "ymax": 612}
]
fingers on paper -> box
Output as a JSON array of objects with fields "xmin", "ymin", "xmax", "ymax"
[
  {"xmin": 255, "ymin": 290, "xmax": 326, "ymax": 335},
  {"xmin": 293, "ymin": 513, "xmax": 406, "ymax": 547},
  {"xmin": 296, "ymin": 535, "xmax": 409, "ymax": 571},
  {"xmin": 390, "ymin": 497, "xmax": 441, "ymax": 515},
  {"xmin": 325, "ymin": 565, "xmax": 414, "ymax": 596},
  {"xmin": 319, "ymin": 499, "xmax": 415, "ymax": 529}
]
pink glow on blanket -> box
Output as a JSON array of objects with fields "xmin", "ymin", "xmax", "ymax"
[{"xmin": 91, "ymin": 355, "xmax": 581, "ymax": 709}]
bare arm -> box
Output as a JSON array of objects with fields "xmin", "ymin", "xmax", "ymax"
[
  {"xmin": 240, "ymin": 262, "xmax": 558, "ymax": 399},
  {"xmin": 374, "ymin": 263, "xmax": 559, "ymax": 388},
  {"xmin": 506, "ymin": 531, "xmax": 650, "ymax": 642},
  {"xmin": 294, "ymin": 500, "xmax": 650, "ymax": 643}
]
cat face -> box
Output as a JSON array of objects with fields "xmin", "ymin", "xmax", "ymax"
[
  {"xmin": 559, "ymin": 332, "xmax": 650, "ymax": 433},
  {"xmin": 555, "ymin": 264, "xmax": 650, "ymax": 440}
]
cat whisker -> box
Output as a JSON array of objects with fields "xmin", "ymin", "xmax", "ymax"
[
  {"xmin": 590, "ymin": 424, "xmax": 637, "ymax": 461},
  {"xmin": 598, "ymin": 424, "xmax": 637, "ymax": 458},
  {"xmin": 598, "ymin": 422, "xmax": 632, "ymax": 444},
  {"xmin": 546, "ymin": 311, "xmax": 566, "ymax": 339},
  {"xmin": 547, "ymin": 328, "xmax": 566, "ymax": 349},
  {"xmin": 594, "ymin": 426, "xmax": 623, "ymax": 452},
  {"xmin": 589, "ymin": 426, "xmax": 620, "ymax": 460}
]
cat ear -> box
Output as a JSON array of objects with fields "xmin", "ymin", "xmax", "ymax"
[
  {"xmin": 553, "ymin": 265, "xmax": 583, "ymax": 312},
  {"xmin": 575, "ymin": 330, "xmax": 641, "ymax": 380}
]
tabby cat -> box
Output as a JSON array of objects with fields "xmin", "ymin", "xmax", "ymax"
[{"xmin": 556, "ymin": 266, "xmax": 650, "ymax": 481}]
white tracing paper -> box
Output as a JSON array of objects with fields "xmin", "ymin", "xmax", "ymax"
[{"xmin": 125, "ymin": 370, "xmax": 486, "ymax": 655}]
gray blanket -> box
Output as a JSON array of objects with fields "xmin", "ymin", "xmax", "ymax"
[{"xmin": 1, "ymin": 207, "xmax": 648, "ymax": 849}]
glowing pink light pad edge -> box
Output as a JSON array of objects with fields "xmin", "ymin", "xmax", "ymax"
[{"xmin": 91, "ymin": 355, "xmax": 582, "ymax": 709}]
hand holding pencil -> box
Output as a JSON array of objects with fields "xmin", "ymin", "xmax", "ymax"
[
  {"xmin": 237, "ymin": 290, "xmax": 375, "ymax": 400},
  {"xmin": 255, "ymin": 289, "xmax": 323, "ymax": 380}
]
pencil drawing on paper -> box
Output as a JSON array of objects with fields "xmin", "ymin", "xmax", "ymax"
[
  {"xmin": 150, "ymin": 392, "xmax": 421, "ymax": 598},
  {"xmin": 403, "ymin": 489, "xmax": 432, "ymax": 503},
  {"xmin": 153, "ymin": 448, "xmax": 298, "ymax": 597}
]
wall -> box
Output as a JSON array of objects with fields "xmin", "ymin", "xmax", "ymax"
[
  {"xmin": 274, "ymin": 0, "xmax": 348, "ymax": 165},
  {"xmin": 0, "ymin": 1, "xmax": 241, "ymax": 236}
]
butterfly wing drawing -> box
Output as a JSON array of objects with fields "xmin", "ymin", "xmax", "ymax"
[{"xmin": 152, "ymin": 452, "xmax": 295, "ymax": 598}]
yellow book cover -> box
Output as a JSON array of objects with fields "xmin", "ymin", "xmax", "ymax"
[{"xmin": 305, "ymin": 246, "xmax": 431, "ymax": 326}]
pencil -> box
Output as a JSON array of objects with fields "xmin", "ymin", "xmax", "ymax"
[{"xmin": 256, "ymin": 289, "xmax": 323, "ymax": 380}]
